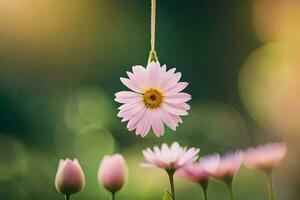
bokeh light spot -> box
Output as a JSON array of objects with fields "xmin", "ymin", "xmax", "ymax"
[
  {"xmin": 64, "ymin": 86, "xmax": 114, "ymax": 134},
  {"xmin": 0, "ymin": 134, "xmax": 28, "ymax": 182},
  {"xmin": 176, "ymin": 102, "xmax": 248, "ymax": 148},
  {"xmin": 239, "ymin": 43, "xmax": 300, "ymax": 138}
]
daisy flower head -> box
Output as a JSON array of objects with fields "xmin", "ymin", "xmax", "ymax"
[
  {"xmin": 178, "ymin": 163, "xmax": 210, "ymax": 184},
  {"xmin": 178, "ymin": 154, "xmax": 220, "ymax": 184},
  {"xmin": 243, "ymin": 142, "xmax": 287, "ymax": 172},
  {"xmin": 210, "ymin": 151, "xmax": 243, "ymax": 180},
  {"xmin": 199, "ymin": 154, "xmax": 221, "ymax": 174},
  {"xmin": 140, "ymin": 142, "xmax": 200, "ymax": 171},
  {"xmin": 115, "ymin": 62, "xmax": 191, "ymax": 137}
]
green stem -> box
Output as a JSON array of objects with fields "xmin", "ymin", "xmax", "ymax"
[
  {"xmin": 167, "ymin": 170, "xmax": 176, "ymax": 199},
  {"xmin": 148, "ymin": 50, "xmax": 158, "ymax": 63},
  {"xmin": 111, "ymin": 192, "xmax": 116, "ymax": 200},
  {"xmin": 65, "ymin": 195, "xmax": 70, "ymax": 200},
  {"xmin": 225, "ymin": 180, "xmax": 234, "ymax": 200},
  {"xmin": 200, "ymin": 181, "xmax": 208, "ymax": 200},
  {"xmin": 267, "ymin": 172, "xmax": 275, "ymax": 200}
]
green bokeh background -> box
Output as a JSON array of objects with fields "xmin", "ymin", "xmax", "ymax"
[{"xmin": 0, "ymin": 0, "xmax": 298, "ymax": 199}]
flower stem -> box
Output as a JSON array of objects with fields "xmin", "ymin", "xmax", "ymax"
[
  {"xmin": 111, "ymin": 192, "xmax": 116, "ymax": 200},
  {"xmin": 167, "ymin": 170, "xmax": 176, "ymax": 199},
  {"xmin": 200, "ymin": 181, "xmax": 208, "ymax": 200},
  {"xmin": 225, "ymin": 179, "xmax": 234, "ymax": 200},
  {"xmin": 267, "ymin": 172, "xmax": 275, "ymax": 200},
  {"xmin": 148, "ymin": 50, "xmax": 158, "ymax": 63},
  {"xmin": 65, "ymin": 195, "xmax": 70, "ymax": 200}
]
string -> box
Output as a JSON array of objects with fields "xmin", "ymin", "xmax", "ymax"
[
  {"xmin": 148, "ymin": 0, "xmax": 158, "ymax": 63},
  {"xmin": 151, "ymin": 0, "xmax": 156, "ymax": 51}
]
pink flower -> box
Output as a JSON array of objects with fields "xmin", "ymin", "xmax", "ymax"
[
  {"xmin": 178, "ymin": 164, "xmax": 210, "ymax": 183},
  {"xmin": 115, "ymin": 61, "xmax": 191, "ymax": 137},
  {"xmin": 98, "ymin": 154, "xmax": 128, "ymax": 193},
  {"xmin": 55, "ymin": 159, "xmax": 85, "ymax": 196},
  {"xmin": 178, "ymin": 154, "xmax": 221, "ymax": 183},
  {"xmin": 140, "ymin": 142, "xmax": 200, "ymax": 170},
  {"xmin": 243, "ymin": 142, "xmax": 287, "ymax": 172},
  {"xmin": 210, "ymin": 151, "xmax": 243, "ymax": 180}
]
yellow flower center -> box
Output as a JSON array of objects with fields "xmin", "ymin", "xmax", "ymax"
[{"xmin": 143, "ymin": 88, "xmax": 163, "ymax": 109}]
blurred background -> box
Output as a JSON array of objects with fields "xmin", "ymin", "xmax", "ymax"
[{"xmin": 0, "ymin": 0, "xmax": 299, "ymax": 199}]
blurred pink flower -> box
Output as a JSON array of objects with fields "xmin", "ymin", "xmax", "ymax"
[
  {"xmin": 140, "ymin": 142, "xmax": 200, "ymax": 170},
  {"xmin": 243, "ymin": 142, "xmax": 287, "ymax": 172},
  {"xmin": 98, "ymin": 154, "xmax": 128, "ymax": 193},
  {"xmin": 178, "ymin": 154, "xmax": 220, "ymax": 183},
  {"xmin": 55, "ymin": 158, "xmax": 85, "ymax": 196},
  {"xmin": 115, "ymin": 61, "xmax": 191, "ymax": 137},
  {"xmin": 210, "ymin": 151, "xmax": 243, "ymax": 180},
  {"xmin": 177, "ymin": 164, "xmax": 210, "ymax": 183}
]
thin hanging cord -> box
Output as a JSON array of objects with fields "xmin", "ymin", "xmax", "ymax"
[
  {"xmin": 148, "ymin": 0, "xmax": 158, "ymax": 63},
  {"xmin": 151, "ymin": 0, "xmax": 156, "ymax": 51}
]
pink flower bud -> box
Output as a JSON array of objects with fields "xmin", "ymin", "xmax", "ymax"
[
  {"xmin": 55, "ymin": 159, "xmax": 85, "ymax": 196},
  {"xmin": 98, "ymin": 154, "xmax": 128, "ymax": 193}
]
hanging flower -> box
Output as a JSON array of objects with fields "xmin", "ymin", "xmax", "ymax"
[
  {"xmin": 243, "ymin": 142, "xmax": 287, "ymax": 172},
  {"xmin": 115, "ymin": 62, "xmax": 191, "ymax": 137},
  {"xmin": 140, "ymin": 142, "xmax": 199, "ymax": 170}
]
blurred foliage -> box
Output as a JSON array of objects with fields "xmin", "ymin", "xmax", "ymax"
[
  {"xmin": 162, "ymin": 191, "xmax": 174, "ymax": 200},
  {"xmin": 0, "ymin": 0, "xmax": 299, "ymax": 199}
]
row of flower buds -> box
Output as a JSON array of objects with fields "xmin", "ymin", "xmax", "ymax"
[
  {"xmin": 55, "ymin": 154, "xmax": 127, "ymax": 199},
  {"xmin": 54, "ymin": 142, "xmax": 286, "ymax": 200}
]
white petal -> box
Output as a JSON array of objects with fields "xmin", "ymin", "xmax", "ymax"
[
  {"xmin": 115, "ymin": 91, "xmax": 142, "ymax": 104},
  {"xmin": 135, "ymin": 109, "xmax": 152, "ymax": 137},
  {"xmin": 118, "ymin": 102, "xmax": 144, "ymax": 118},
  {"xmin": 164, "ymin": 93, "xmax": 192, "ymax": 104},
  {"xmin": 162, "ymin": 72, "xmax": 182, "ymax": 91},
  {"xmin": 139, "ymin": 163, "xmax": 156, "ymax": 168},
  {"xmin": 147, "ymin": 62, "xmax": 162, "ymax": 87},
  {"xmin": 120, "ymin": 78, "xmax": 143, "ymax": 93},
  {"xmin": 157, "ymin": 108, "xmax": 178, "ymax": 131},
  {"xmin": 161, "ymin": 103, "xmax": 189, "ymax": 116},
  {"xmin": 151, "ymin": 110, "xmax": 165, "ymax": 137},
  {"xmin": 118, "ymin": 101, "xmax": 143, "ymax": 111},
  {"xmin": 164, "ymin": 82, "xmax": 189, "ymax": 95},
  {"xmin": 159, "ymin": 68, "xmax": 176, "ymax": 88},
  {"xmin": 127, "ymin": 107, "xmax": 146, "ymax": 131},
  {"xmin": 132, "ymin": 65, "xmax": 151, "ymax": 89}
]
